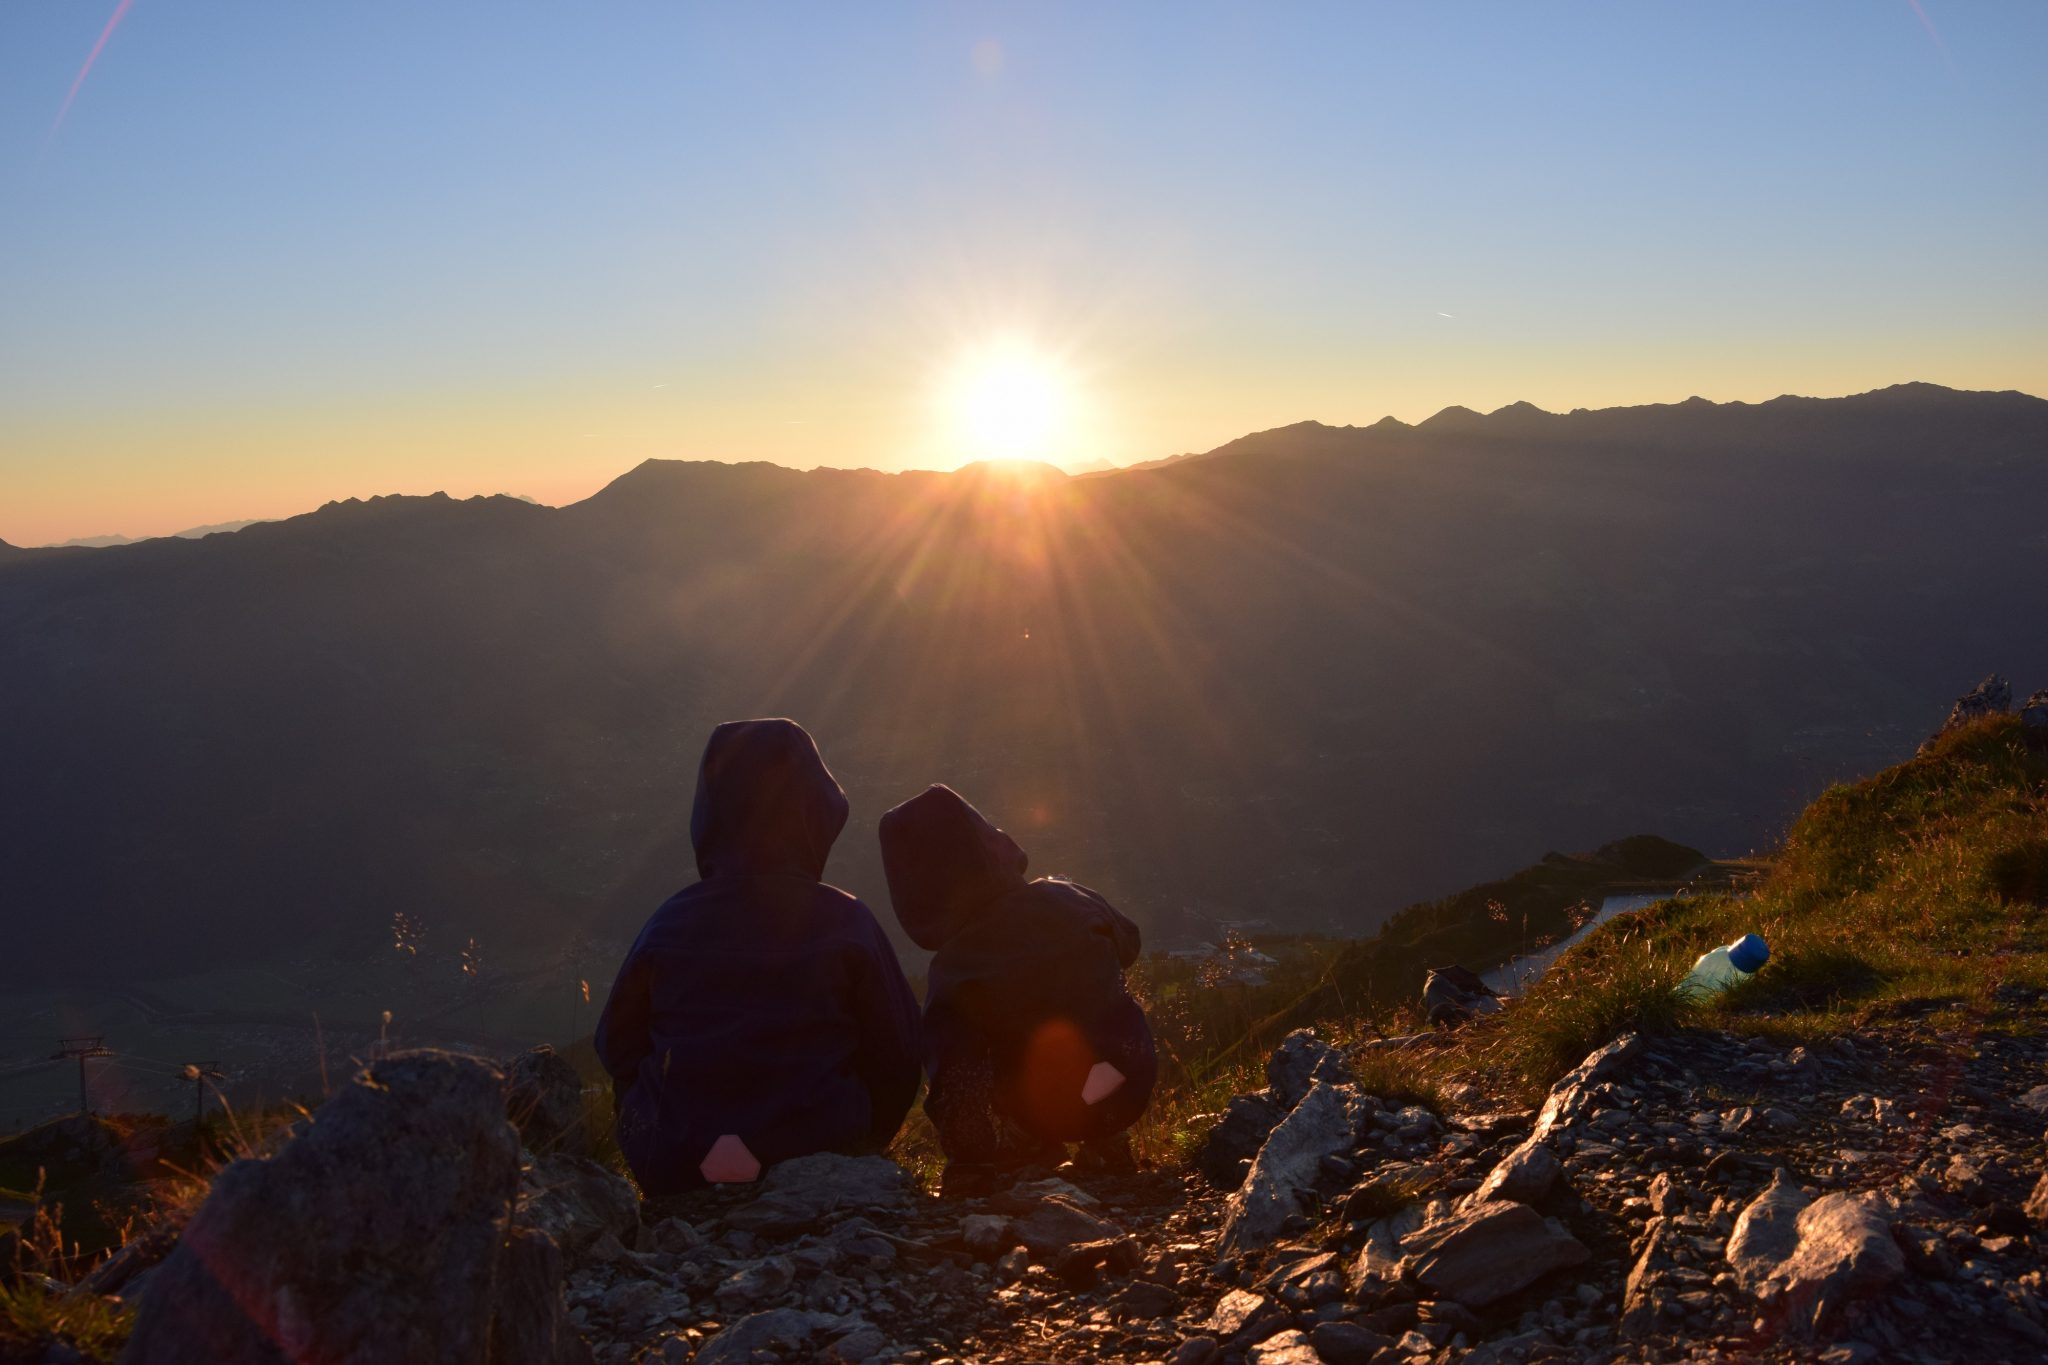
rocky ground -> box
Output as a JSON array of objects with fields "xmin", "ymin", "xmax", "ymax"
[
  {"xmin": 528, "ymin": 1000, "xmax": 2048, "ymax": 1365},
  {"xmin": 31, "ymin": 1003, "xmax": 2048, "ymax": 1364}
]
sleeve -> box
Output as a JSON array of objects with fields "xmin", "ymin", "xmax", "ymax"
[
  {"xmin": 593, "ymin": 942, "xmax": 654, "ymax": 1092},
  {"xmin": 1073, "ymin": 883, "xmax": 1142, "ymax": 968},
  {"xmin": 847, "ymin": 912, "xmax": 925, "ymax": 1149}
]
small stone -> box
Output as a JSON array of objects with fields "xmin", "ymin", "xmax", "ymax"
[
  {"xmin": 993, "ymin": 1247, "xmax": 1029, "ymax": 1286},
  {"xmin": 959, "ymin": 1214, "xmax": 1013, "ymax": 1261},
  {"xmin": 1112, "ymin": 1279, "xmax": 1181, "ymax": 1320},
  {"xmin": 1010, "ymin": 1197, "xmax": 1124, "ymax": 1255},
  {"xmin": 1167, "ymin": 1337, "xmax": 1220, "ymax": 1365},
  {"xmin": 1246, "ymin": 1328, "xmax": 1321, "ymax": 1365},
  {"xmin": 1401, "ymin": 1200, "xmax": 1589, "ymax": 1307}
]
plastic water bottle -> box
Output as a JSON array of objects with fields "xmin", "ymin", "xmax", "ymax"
[{"xmin": 1676, "ymin": 934, "xmax": 1769, "ymax": 1000}]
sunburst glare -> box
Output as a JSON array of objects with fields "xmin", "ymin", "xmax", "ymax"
[{"xmin": 937, "ymin": 337, "xmax": 1079, "ymax": 467}]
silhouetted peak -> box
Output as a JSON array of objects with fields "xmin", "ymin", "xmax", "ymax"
[
  {"xmin": 950, "ymin": 458, "xmax": 1070, "ymax": 482},
  {"xmin": 1367, "ymin": 415, "xmax": 1411, "ymax": 431},
  {"xmin": 1490, "ymin": 400, "xmax": 1553, "ymax": 418},
  {"xmin": 1418, "ymin": 404, "xmax": 1484, "ymax": 429}
]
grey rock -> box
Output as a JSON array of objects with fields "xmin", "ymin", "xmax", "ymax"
[
  {"xmin": 1203, "ymin": 1287, "xmax": 1285, "ymax": 1343},
  {"xmin": 1052, "ymin": 1236, "xmax": 1141, "ymax": 1288},
  {"xmin": 519, "ymin": 1152, "xmax": 640, "ymax": 1254},
  {"xmin": 1219, "ymin": 1081, "xmax": 1369, "ymax": 1254},
  {"xmin": 1168, "ymin": 1336, "xmax": 1221, "ymax": 1365},
  {"xmin": 823, "ymin": 1325, "xmax": 888, "ymax": 1362},
  {"xmin": 505, "ymin": 1046, "xmax": 589, "ymax": 1156},
  {"xmin": 2017, "ymin": 1083, "xmax": 2048, "ymax": 1116},
  {"xmin": 2023, "ymin": 690, "xmax": 2048, "ymax": 729},
  {"xmin": 1747, "ymin": 1191, "xmax": 1905, "ymax": 1334},
  {"xmin": 959, "ymin": 1213, "xmax": 1014, "ymax": 1260},
  {"xmin": 1402, "ymin": 1199, "xmax": 1589, "ymax": 1307},
  {"xmin": 692, "ymin": 1308, "xmax": 854, "ymax": 1365},
  {"xmin": 1943, "ymin": 1152, "xmax": 2009, "ymax": 1204},
  {"xmin": 1010, "ymin": 1196, "xmax": 1124, "ymax": 1255},
  {"xmin": 1468, "ymin": 1136, "xmax": 1559, "ymax": 1205},
  {"xmin": 1727, "ymin": 1169, "xmax": 1809, "ymax": 1291},
  {"xmin": 1421, "ymin": 965, "xmax": 1503, "ymax": 1027},
  {"xmin": 1246, "ymin": 1329, "xmax": 1321, "ymax": 1365},
  {"xmin": 715, "ymin": 1255, "xmax": 796, "ymax": 1306},
  {"xmin": 993, "ymin": 1247, "xmax": 1029, "ymax": 1285},
  {"xmin": 1923, "ymin": 675, "xmax": 2012, "ymax": 750},
  {"xmin": 1261, "ymin": 1250, "xmax": 1343, "ymax": 1309},
  {"xmin": 1110, "ymin": 1278, "xmax": 1181, "ymax": 1320},
  {"xmin": 1197, "ymin": 1092, "xmax": 1287, "ymax": 1190},
  {"xmin": 2025, "ymin": 1172, "xmax": 2048, "ymax": 1224},
  {"xmin": 724, "ymin": 1153, "xmax": 912, "ymax": 1233},
  {"xmin": 118, "ymin": 1051, "xmax": 526, "ymax": 1365},
  {"xmin": 1353, "ymin": 1201, "xmax": 1430, "ymax": 1284},
  {"xmin": 489, "ymin": 1225, "xmax": 592, "ymax": 1365},
  {"xmin": 1266, "ymin": 1029, "xmax": 1354, "ymax": 1110},
  {"xmin": 1532, "ymin": 1033, "xmax": 1643, "ymax": 1141},
  {"xmin": 1307, "ymin": 1320, "xmax": 1393, "ymax": 1365},
  {"xmin": 1619, "ymin": 1215, "xmax": 1675, "ymax": 1339}
]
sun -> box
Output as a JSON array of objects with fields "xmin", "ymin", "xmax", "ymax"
[{"xmin": 939, "ymin": 338, "xmax": 1077, "ymax": 466}]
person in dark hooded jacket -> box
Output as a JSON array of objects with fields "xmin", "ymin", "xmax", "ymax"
[
  {"xmin": 595, "ymin": 719, "xmax": 922, "ymax": 1194},
  {"xmin": 878, "ymin": 784, "xmax": 1156, "ymax": 1188}
]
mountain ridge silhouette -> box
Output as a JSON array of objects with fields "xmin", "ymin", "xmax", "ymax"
[{"xmin": 3, "ymin": 381, "xmax": 2044, "ymax": 984}]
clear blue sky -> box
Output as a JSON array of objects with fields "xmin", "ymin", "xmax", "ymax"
[{"xmin": 3, "ymin": 2, "xmax": 2044, "ymax": 543}]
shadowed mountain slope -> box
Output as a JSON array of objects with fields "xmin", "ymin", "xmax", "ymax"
[{"xmin": 3, "ymin": 383, "xmax": 2045, "ymax": 982}]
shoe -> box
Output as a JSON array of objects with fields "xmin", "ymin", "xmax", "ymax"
[
  {"xmin": 1074, "ymin": 1131, "xmax": 1137, "ymax": 1175},
  {"xmin": 940, "ymin": 1161, "xmax": 999, "ymax": 1199}
]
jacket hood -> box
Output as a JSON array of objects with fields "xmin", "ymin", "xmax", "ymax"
[
  {"xmin": 877, "ymin": 785, "xmax": 1029, "ymax": 951},
  {"xmin": 689, "ymin": 719, "xmax": 849, "ymax": 880}
]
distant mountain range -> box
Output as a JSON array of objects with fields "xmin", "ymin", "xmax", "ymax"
[
  {"xmin": 3, "ymin": 382, "xmax": 2045, "ymax": 984},
  {"xmin": 42, "ymin": 520, "xmax": 267, "ymax": 550}
]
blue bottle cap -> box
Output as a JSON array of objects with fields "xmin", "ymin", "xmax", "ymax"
[{"xmin": 1727, "ymin": 934, "xmax": 1769, "ymax": 973}]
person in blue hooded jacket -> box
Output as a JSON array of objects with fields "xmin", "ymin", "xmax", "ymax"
[
  {"xmin": 595, "ymin": 719, "xmax": 922, "ymax": 1194},
  {"xmin": 878, "ymin": 784, "xmax": 1156, "ymax": 1191}
]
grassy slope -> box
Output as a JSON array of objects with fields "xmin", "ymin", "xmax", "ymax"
[
  {"xmin": 1477, "ymin": 713, "xmax": 2048, "ymax": 1093},
  {"xmin": 1109, "ymin": 715, "xmax": 2046, "ymax": 1163}
]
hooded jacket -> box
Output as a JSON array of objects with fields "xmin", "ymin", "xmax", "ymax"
[
  {"xmin": 878, "ymin": 785, "xmax": 1148, "ymax": 1136},
  {"xmin": 595, "ymin": 719, "xmax": 921, "ymax": 1194}
]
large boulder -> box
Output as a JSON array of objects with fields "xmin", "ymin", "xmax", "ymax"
[
  {"xmin": 1219, "ymin": 1081, "xmax": 1372, "ymax": 1255},
  {"xmin": 1421, "ymin": 966, "xmax": 1502, "ymax": 1027},
  {"xmin": 1466, "ymin": 1135, "xmax": 1560, "ymax": 1206},
  {"xmin": 518, "ymin": 1152, "xmax": 640, "ymax": 1254},
  {"xmin": 1400, "ymin": 1199, "xmax": 1589, "ymax": 1307},
  {"xmin": 723, "ymin": 1153, "xmax": 913, "ymax": 1233},
  {"xmin": 1531, "ymin": 1033, "xmax": 1642, "ymax": 1141},
  {"xmin": 1266, "ymin": 1030, "xmax": 1353, "ymax": 1110},
  {"xmin": 2022, "ymin": 690, "xmax": 2048, "ymax": 730},
  {"xmin": 1922, "ymin": 674, "xmax": 2013, "ymax": 750},
  {"xmin": 118, "ymin": 1050, "xmax": 560, "ymax": 1365},
  {"xmin": 1726, "ymin": 1169, "xmax": 1809, "ymax": 1291},
  {"xmin": 1728, "ymin": 1184, "xmax": 1904, "ymax": 1334},
  {"xmin": 1196, "ymin": 1093, "xmax": 1286, "ymax": 1191},
  {"xmin": 505, "ymin": 1046, "xmax": 589, "ymax": 1156},
  {"xmin": 490, "ymin": 1226, "xmax": 594, "ymax": 1365}
]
